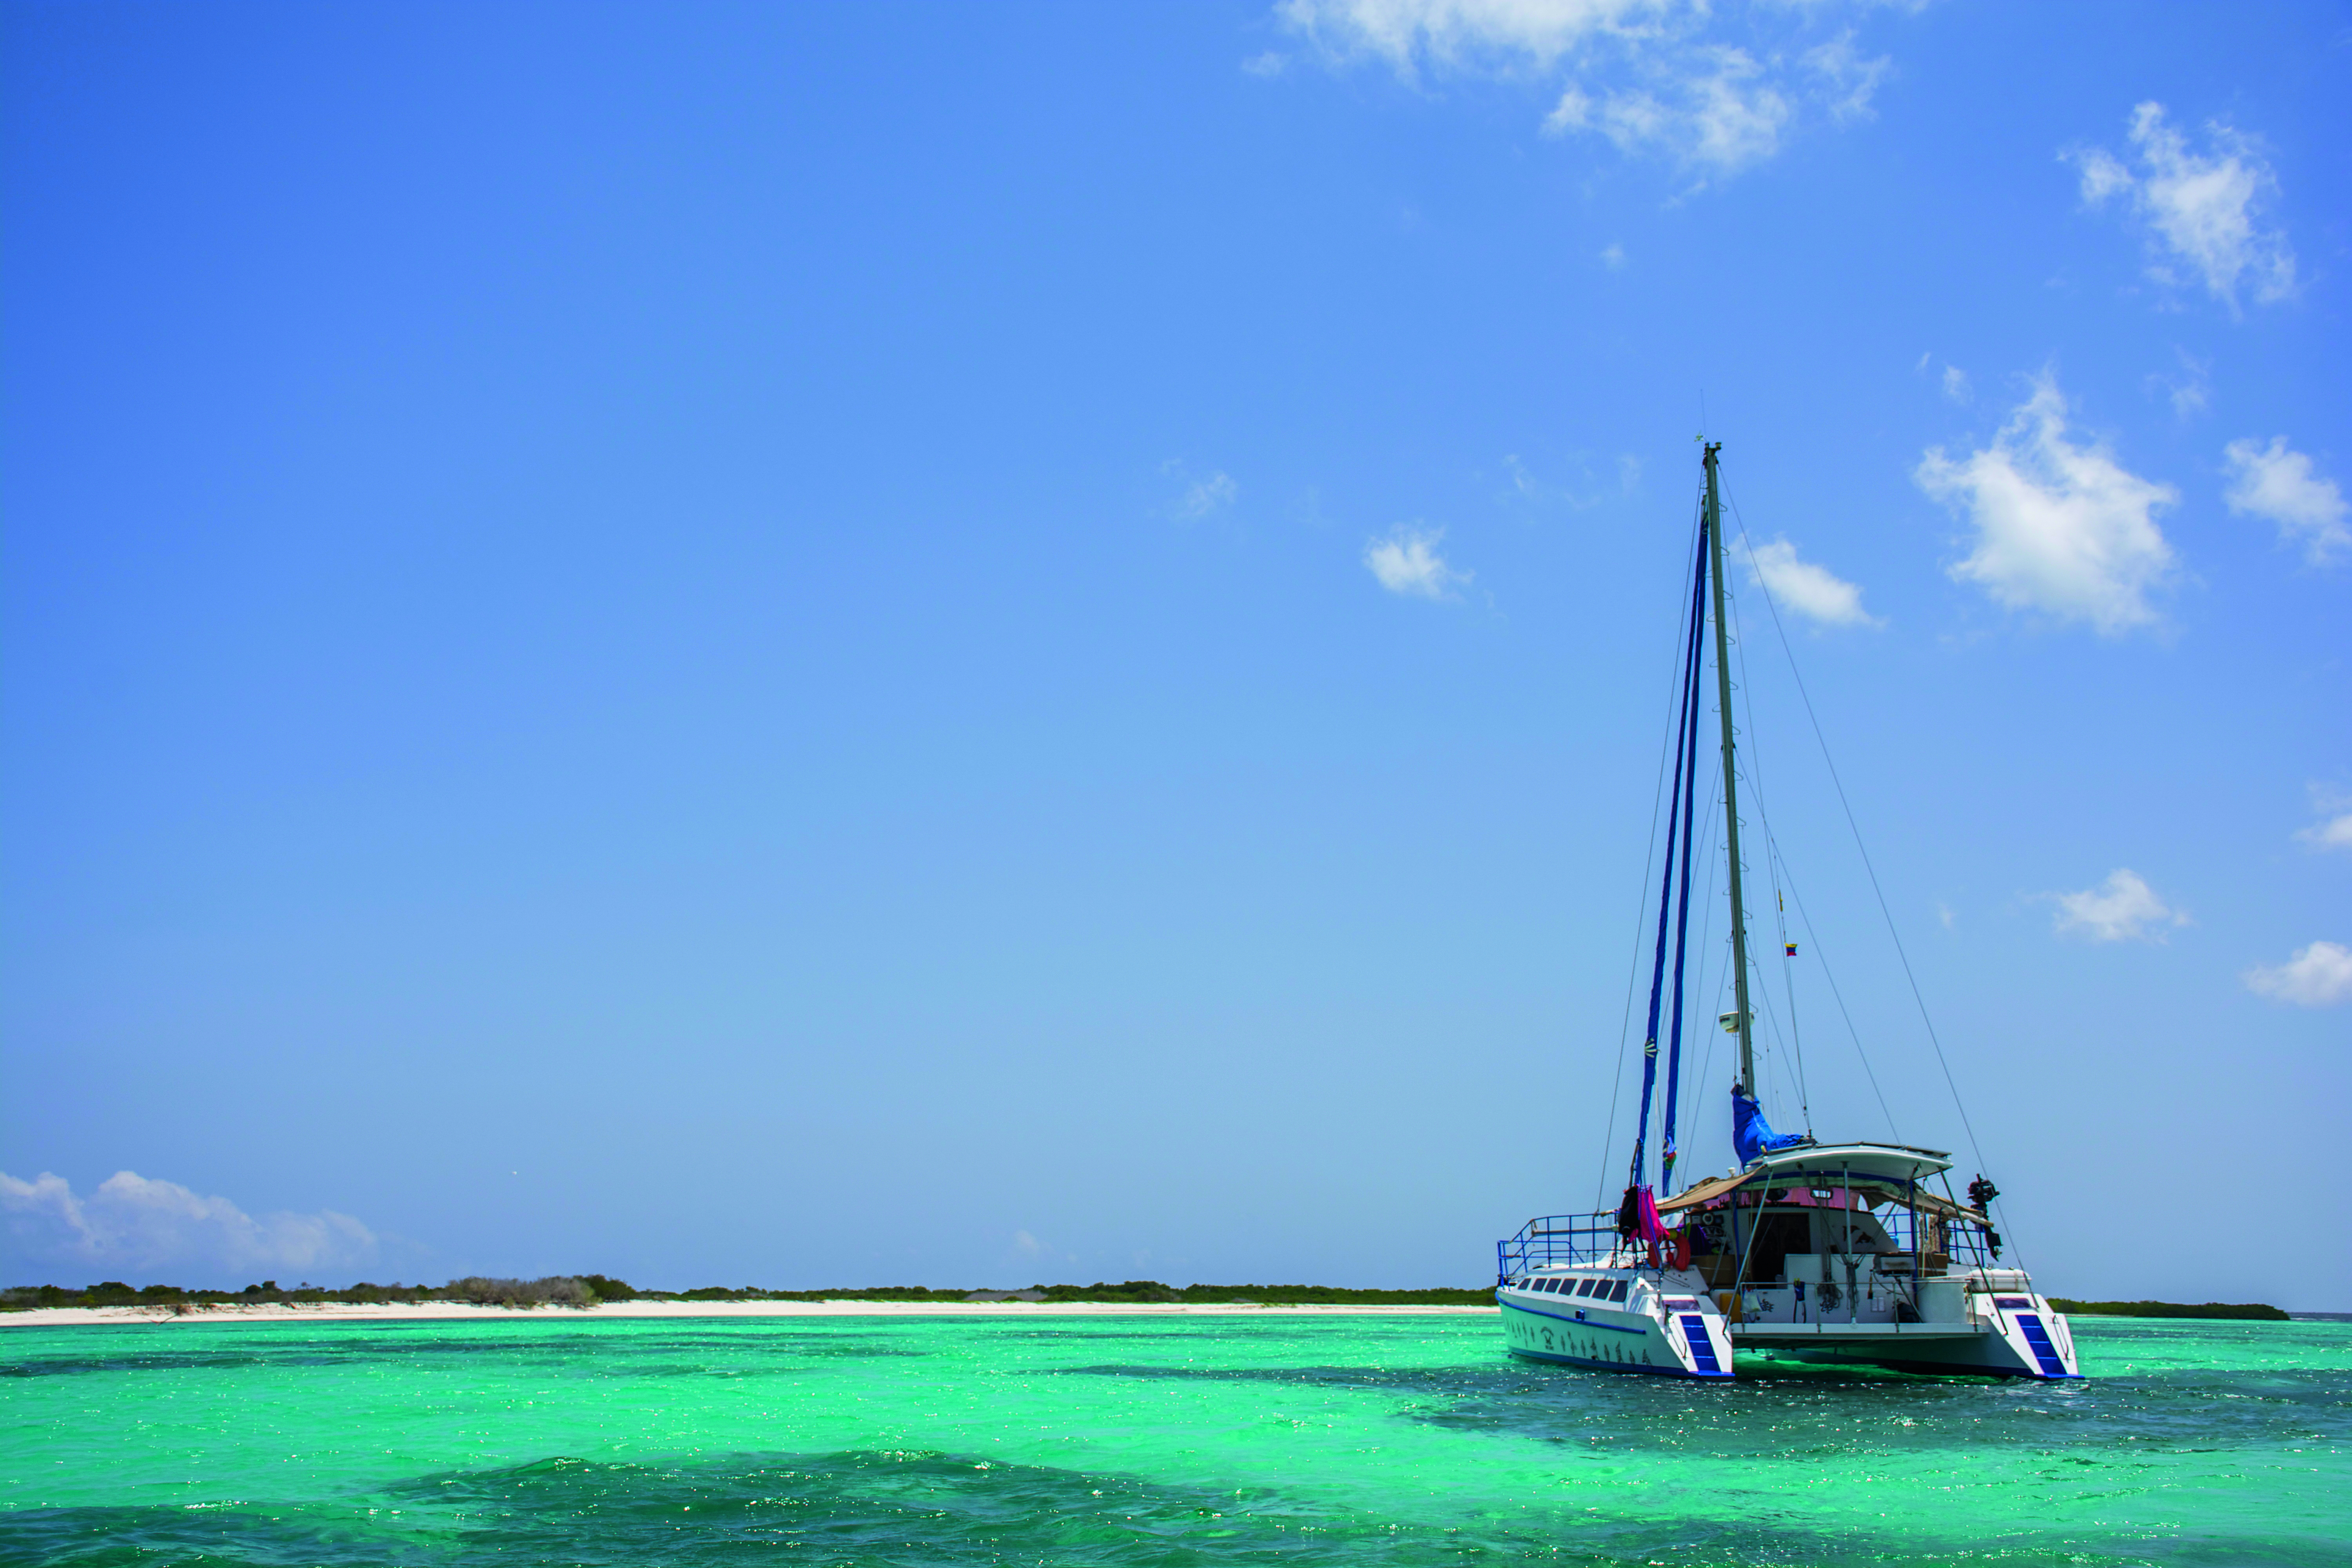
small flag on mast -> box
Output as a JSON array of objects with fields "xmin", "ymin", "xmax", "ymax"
[{"xmin": 1786, "ymin": 942, "xmax": 1798, "ymax": 957}]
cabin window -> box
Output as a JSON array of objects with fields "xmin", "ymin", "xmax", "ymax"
[
  {"xmin": 1606, "ymin": 1280, "xmax": 1629, "ymax": 1303},
  {"xmin": 1541, "ymin": 1279, "xmax": 1561, "ymax": 1293},
  {"xmin": 1575, "ymin": 1279, "xmax": 1597, "ymax": 1297}
]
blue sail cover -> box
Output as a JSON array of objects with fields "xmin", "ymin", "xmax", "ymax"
[{"xmin": 1733, "ymin": 1091, "xmax": 1807, "ymax": 1167}]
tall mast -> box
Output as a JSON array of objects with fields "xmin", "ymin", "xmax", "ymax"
[{"xmin": 1702, "ymin": 443, "xmax": 1755, "ymax": 1094}]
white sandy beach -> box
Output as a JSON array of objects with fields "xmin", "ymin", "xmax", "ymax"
[{"xmin": 2, "ymin": 1298, "xmax": 1496, "ymax": 1330}]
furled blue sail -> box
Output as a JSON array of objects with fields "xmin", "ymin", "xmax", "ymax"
[{"xmin": 1732, "ymin": 1091, "xmax": 1807, "ymax": 1166}]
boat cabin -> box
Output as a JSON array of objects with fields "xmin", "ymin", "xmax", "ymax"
[{"xmin": 1659, "ymin": 1142, "xmax": 1995, "ymax": 1325}]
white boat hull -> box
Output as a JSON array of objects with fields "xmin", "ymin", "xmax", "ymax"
[
  {"xmin": 1496, "ymin": 1269, "xmax": 2079, "ymax": 1381},
  {"xmin": 1497, "ymin": 1280, "xmax": 1732, "ymax": 1379},
  {"xmin": 1733, "ymin": 1293, "xmax": 2081, "ymax": 1379}
]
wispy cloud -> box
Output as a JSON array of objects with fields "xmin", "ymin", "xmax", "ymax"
[
  {"xmin": 2146, "ymin": 349, "xmax": 2209, "ymax": 420},
  {"xmin": 2223, "ymin": 437, "xmax": 2349, "ymax": 567},
  {"xmin": 0, "ymin": 1170, "xmax": 377, "ymax": 1283},
  {"xmin": 1941, "ymin": 365, "xmax": 1971, "ymax": 404},
  {"xmin": 1499, "ymin": 452, "xmax": 1631, "ymax": 508},
  {"xmin": 2298, "ymin": 787, "xmax": 2352, "ymax": 854},
  {"xmin": 2070, "ymin": 102, "xmax": 2296, "ymax": 313},
  {"xmin": 1275, "ymin": 0, "xmax": 1659, "ymax": 78},
  {"xmin": 1161, "ymin": 461, "xmax": 1239, "ymax": 521},
  {"xmin": 1364, "ymin": 523, "xmax": 1470, "ymax": 599},
  {"xmin": 1803, "ymin": 29, "xmax": 1891, "ymax": 125},
  {"xmin": 1917, "ymin": 374, "xmax": 2178, "ymax": 635},
  {"xmin": 1544, "ymin": 45, "xmax": 1795, "ymax": 177},
  {"xmin": 1272, "ymin": 0, "xmax": 1903, "ymax": 181},
  {"xmin": 2049, "ymin": 869, "xmax": 2187, "ymax": 943},
  {"xmin": 2243, "ymin": 940, "xmax": 2352, "ymax": 1007},
  {"xmin": 1744, "ymin": 535, "xmax": 1880, "ymax": 628}
]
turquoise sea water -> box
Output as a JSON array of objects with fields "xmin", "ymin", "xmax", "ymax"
[{"xmin": 2, "ymin": 1311, "xmax": 2344, "ymax": 1565}]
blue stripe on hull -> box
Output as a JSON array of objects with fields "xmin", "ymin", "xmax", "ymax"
[
  {"xmin": 2014, "ymin": 1314, "xmax": 2076, "ymax": 1378},
  {"xmin": 1505, "ymin": 1345, "xmax": 1728, "ymax": 1379},
  {"xmin": 1680, "ymin": 1315, "xmax": 1722, "ymax": 1374}
]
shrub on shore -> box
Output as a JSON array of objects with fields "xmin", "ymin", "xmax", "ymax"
[
  {"xmin": 1, "ymin": 1276, "xmax": 618, "ymax": 1310},
  {"xmin": 4, "ymin": 1278, "xmax": 1530, "ymax": 1311},
  {"xmin": 443, "ymin": 1276, "xmax": 597, "ymax": 1308},
  {"xmin": 1, "ymin": 1281, "xmax": 2308, "ymax": 1319},
  {"xmin": 2048, "ymin": 1298, "xmax": 2290, "ymax": 1321}
]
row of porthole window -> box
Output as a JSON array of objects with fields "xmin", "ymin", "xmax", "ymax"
[{"xmin": 1524, "ymin": 1275, "xmax": 1628, "ymax": 1303}]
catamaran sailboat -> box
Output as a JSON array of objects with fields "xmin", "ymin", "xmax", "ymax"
[{"xmin": 1495, "ymin": 444, "xmax": 2080, "ymax": 1382}]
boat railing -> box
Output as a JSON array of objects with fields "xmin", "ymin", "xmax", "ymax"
[{"xmin": 1496, "ymin": 1213, "xmax": 1620, "ymax": 1280}]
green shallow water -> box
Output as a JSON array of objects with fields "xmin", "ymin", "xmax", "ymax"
[{"xmin": 1, "ymin": 1312, "xmax": 2344, "ymax": 1566}]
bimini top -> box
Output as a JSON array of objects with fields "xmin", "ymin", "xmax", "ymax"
[
  {"xmin": 1746, "ymin": 1140, "xmax": 1953, "ymax": 1182},
  {"xmin": 1659, "ymin": 1140, "xmax": 1980, "ymax": 1221}
]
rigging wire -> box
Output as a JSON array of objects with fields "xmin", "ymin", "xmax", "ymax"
[
  {"xmin": 1769, "ymin": 839, "xmax": 1902, "ymax": 1140},
  {"xmin": 1595, "ymin": 490, "xmax": 1710, "ymax": 1213},
  {"xmin": 1721, "ymin": 565, "xmax": 1814, "ymax": 1131},
  {"xmin": 1722, "ymin": 491, "xmax": 2002, "ymax": 1232},
  {"xmin": 1675, "ymin": 764, "xmax": 1726, "ymax": 1162}
]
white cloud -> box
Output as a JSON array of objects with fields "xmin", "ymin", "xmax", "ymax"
[
  {"xmin": 2071, "ymin": 102, "xmax": 2296, "ymax": 312},
  {"xmin": 2298, "ymin": 788, "xmax": 2352, "ymax": 853},
  {"xmin": 0, "ymin": 1170, "xmax": 376, "ymax": 1283},
  {"xmin": 1600, "ymin": 241, "xmax": 1627, "ymax": 269},
  {"xmin": 1744, "ymin": 535, "xmax": 1880, "ymax": 628},
  {"xmin": 1916, "ymin": 375, "xmax": 2178, "ymax": 635},
  {"xmin": 1941, "ymin": 364, "xmax": 1970, "ymax": 404},
  {"xmin": 1547, "ymin": 46, "xmax": 1791, "ymax": 175},
  {"xmin": 2223, "ymin": 436, "xmax": 2350, "ymax": 568},
  {"xmin": 1276, "ymin": 0, "xmax": 1662, "ymax": 77},
  {"xmin": 1802, "ymin": 29, "xmax": 1891, "ymax": 124},
  {"xmin": 1276, "ymin": 0, "xmax": 1907, "ymax": 180},
  {"xmin": 2243, "ymin": 940, "xmax": 2352, "ymax": 1007},
  {"xmin": 1242, "ymin": 50, "xmax": 1290, "ymax": 77},
  {"xmin": 2049, "ymin": 869, "xmax": 2188, "ymax": 943},
  {"xmin": 1364, "ymin": 523, "xmax": 1470, "ymax": 599}
]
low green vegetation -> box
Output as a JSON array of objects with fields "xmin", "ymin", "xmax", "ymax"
[
  {"xmin": 3, "ymin": 1277, "xmax": 1496, "ymax": 1310},
  {"xmin": 0, "ymin": 1276, "xmax": 624, "ymax": 1310},
  {"xmin": 2049, "ymin": 1298, "xmax": 2290, "ymax": 1321},
  {"xmin": 9, "ymin": 1281, "xmax": 2298, "ymax": 1319}
]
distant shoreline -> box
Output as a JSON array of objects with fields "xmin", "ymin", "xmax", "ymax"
[
  {"xmin": 4, "ymin": 1299, "xmax": 2336, "ymax": 1331},
  {"xmin": 0, "ymin": 1299, "xmax": 1501, "ymax": 1329}
]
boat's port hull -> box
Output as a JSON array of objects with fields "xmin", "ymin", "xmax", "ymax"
[{"xmin": 1497, "ymin": 1294, "xmax": 1732, "ymax": 1379}]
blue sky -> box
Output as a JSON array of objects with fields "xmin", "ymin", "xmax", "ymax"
[{"xmin": 4, "ymin": 1, "xmax": 2347, "ymax": 1305}]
